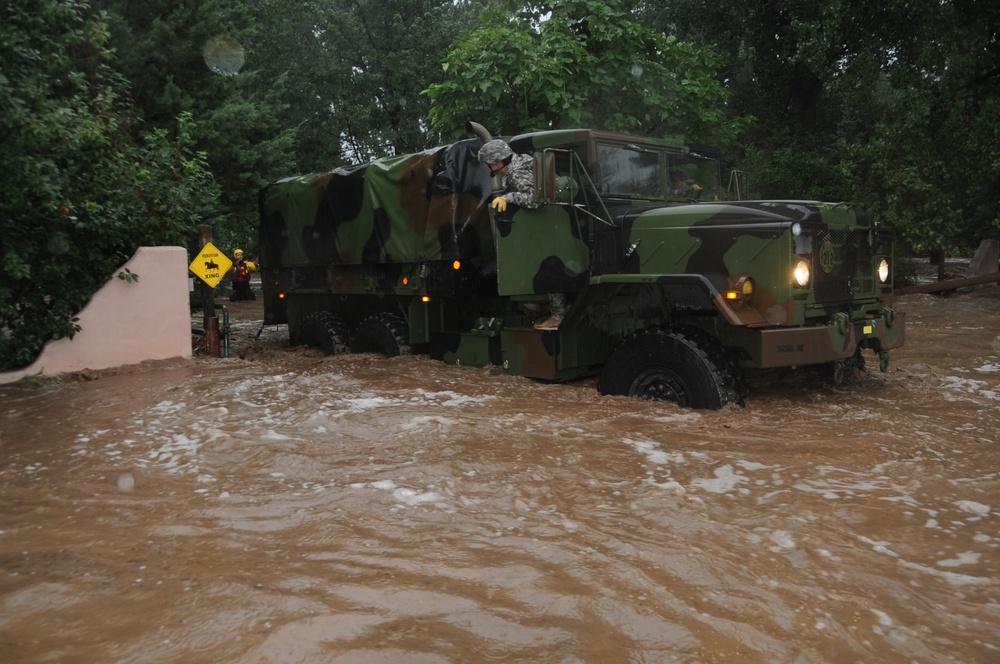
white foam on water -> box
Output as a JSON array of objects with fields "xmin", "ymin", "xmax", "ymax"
[
  {"xmin": 768, "ymin": 530, "xmax": 796, "ymax": 551},
  {"xmin": 899, "ymin": 559, "xmax": 993, "ymax": 587},
  {"xmin": 871, "ymin": 608, "xmax": 894, "ymax": 627},
  {"xmin": 936, "ymin": 551, "xmax": 981, "ymax": 568},
  {"xmin": 343, "ymin": 397, "xmax": 396, "ymax": 412},
  {"xmin": 412, "ymin": 389, "xmax": 496, "ymax": 407},
  {"xmin": 691, "ymin": 464, "xmax": 748, "ymax": 494},
  {"xmin": 737, "ymin": 460, "xmax": 773, "ymax": 472},
  {"xmin": 955, "ymin": 500, "xmax": 991, "ymax": 516},
  {"xmin": 261, "ymin": 430, "xmax": 295, "ymax": 441},
  {"xmin": 859, "ymin": 536, "xmax": 900, "ymax": 558},
  {"xmin": 392, "ymin": 487, "xmax": 443, "ymax": 506},
  {"xmin": 622, "ymin": 438, "xmax": 683, "ymax": 466},
  {"xmin": 401, "ymin": 415, "xmax": 458, "ymax": 431}
]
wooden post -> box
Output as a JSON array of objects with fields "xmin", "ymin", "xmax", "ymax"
[{"xmin": 199, "ymin": 225, "xmax": 221, "ymax": 357}]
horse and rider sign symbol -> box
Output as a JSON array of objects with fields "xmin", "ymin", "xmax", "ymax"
[{"xmin": 189, "ymin": 242, "xmax": 233, "ymax": 288}]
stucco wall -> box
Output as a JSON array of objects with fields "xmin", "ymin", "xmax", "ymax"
[{"xmin": 0, "ymin": 246, "xmax": 192, "ymax": 383}]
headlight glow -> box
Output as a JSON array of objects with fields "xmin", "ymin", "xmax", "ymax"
[
  {"xmin": 793, "ymin": 259, "xmax": 811, "ymax": 287},
  {"xmin": 878, "ymin": 258, "xmax": 890, "ymax": 283}
]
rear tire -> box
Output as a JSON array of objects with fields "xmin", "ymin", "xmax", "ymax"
[
  {"xmin": 349, "ymin": 312, "xmax": 411, "ymax": 357},
  {"xmin": 597, "ymin": 326, "xmax": 743, "ymax": 410},
  {"xmin": 298, "ymin": 312, "xmax": 350, "ymax": 355}
]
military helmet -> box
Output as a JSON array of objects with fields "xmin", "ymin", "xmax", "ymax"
[{"xmin": 478, "ymin": 139, "xmax": 513, "ymax": 165}]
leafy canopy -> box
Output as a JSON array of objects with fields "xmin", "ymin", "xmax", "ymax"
[
  {"xmin": 248, "ymin": 0, "xmax": 487, "ymax": 166},
  {"xmin": 0, "ymin": 0, "xmax": 222, "ymax": 370},
  {"xmin": 425, "ymin": 0, "xmax": 748, "ymax": 146},
  {"xmin": 640, "ymin": 0, "xmax": 1000, "ymax": 255}
]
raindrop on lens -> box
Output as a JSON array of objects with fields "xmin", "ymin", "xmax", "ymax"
[
  {"xmin": 631, "ymin": 64, "xmax": 644, "ymax": 79},
  {"xmin": 203, "ymin": 35, "xmax": 245, "ymax": 77},
  {"xmin": 48, "ymin": 233, "xmax": 69, "ymax": 256},
  {"xmin": 117, "ymin": 473, "xmax": 135, "ymax": 492}
]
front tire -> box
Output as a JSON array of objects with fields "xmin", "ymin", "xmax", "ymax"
[{"xmin": 597, "ymin": 326, "xmax": 743, "ymax": 410}]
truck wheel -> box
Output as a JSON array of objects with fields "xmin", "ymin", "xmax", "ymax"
[
  {"xmin": 597, "ymin": 326, "xmax": 742, "ymax": 410},
  {"xmin": 349, "ymin": 312, "xmax": 411, "ymax": 357},
  {"xmin": 298, "ymin": 312, "xmax": 350, "ymax": 355}
]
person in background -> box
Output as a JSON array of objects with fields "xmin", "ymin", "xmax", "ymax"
[
  {"xmin": 478, "ymin": 139, "xmax": 567, "ymax": 331},
  {"xmin": 230, "ymin": 248, "xmax": 258, "ymax": 302}
]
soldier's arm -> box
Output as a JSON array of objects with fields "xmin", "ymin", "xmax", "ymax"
[
  {"xmin": 503, "ymin": 159, "xmax": 541, "ymax": 209},
  {"xmin": 504, "ymin": 190, "xmax": 538, "ymax": 208}
]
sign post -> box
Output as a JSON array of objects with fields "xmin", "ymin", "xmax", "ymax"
[{"xmin": 189, "ymin": 228, "xmax": 233, "ymax": 357}]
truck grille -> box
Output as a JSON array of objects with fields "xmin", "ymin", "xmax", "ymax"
[{"xmin": 812, "ymin": 229, "xmax": 876, "ymax": 304}]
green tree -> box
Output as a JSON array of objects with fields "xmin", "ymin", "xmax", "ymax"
[
  {"xmin": 838, "ymin": 0, "xmax": 1000, "ymax": 257},
  {"xmin": 0, "ymin": 0, "xmax": 222, "ymax": 370},
  {"xmin": 97, "ymin": 0, "xmax": 298, "ymax": 247},
  {"xmin": 637, "ymin": 0, "xmax": 1000, "ymax": 257},
  {"xmin": 250, "ymin": 0, "xmax": 488, "ymax": 167},
  {"xmin": 425, "ymin": 0, "xmax": 747, "ymax": 146}
]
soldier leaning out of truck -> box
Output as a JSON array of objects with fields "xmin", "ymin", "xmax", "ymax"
[{"xmin": 478, "ymin": 138, "xmax": 568, "ymax": 331}]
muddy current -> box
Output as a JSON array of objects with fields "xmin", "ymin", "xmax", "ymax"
[{"xmin": 1, "ymin": 288, "xmax": 999, "ymax": 663}]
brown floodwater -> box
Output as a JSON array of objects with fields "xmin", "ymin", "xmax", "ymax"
[{"xmin": 1, "ymin": 289, "xmax": 999, "ymax": 663}]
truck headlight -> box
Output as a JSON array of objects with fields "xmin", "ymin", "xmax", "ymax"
[
  {"xmin": 794, "ymin": 259, "xmax": 811, "ymax": 287},
  {"xmin": 878, "ymin": 258, "xmax": 890, "ymax": 283}
]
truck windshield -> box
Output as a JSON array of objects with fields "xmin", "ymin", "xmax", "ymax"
[
  {"xmin": 595, "ymin": 143, "xmax": 662, "ymax": 200},
  {"xmin": 668, "ymin": 152, "xmax": 722, "ymax": 201}
]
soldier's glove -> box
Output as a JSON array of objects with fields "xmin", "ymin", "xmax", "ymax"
[{"xmin": 491, "ymin": 196, "xmax": 508, "ymax": 212}]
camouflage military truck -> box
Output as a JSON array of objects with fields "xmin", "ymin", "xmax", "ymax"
[{"xmin": 258, "ymin": 123, "xmax": 905, "ymax": 409}]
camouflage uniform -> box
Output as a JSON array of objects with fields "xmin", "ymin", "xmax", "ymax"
[
  {"xmin": 479, "ymin": 139, "xmax": 565, "ymax": 322},
  {"xmin": 479, "ymin": 139, "xmax": 537, "ymax": 209},
  {"xmin": 499, "ymin": 153, "xmax": 540, "ymax": 209}
]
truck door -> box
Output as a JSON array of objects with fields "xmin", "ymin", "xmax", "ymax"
[
  {"xmin": 492, "ymin": 150, "xmax": 591, "ymax": 297},
  {"xmin": 493, "ymin": 204, "xmax": 590, "ymax": 297}
]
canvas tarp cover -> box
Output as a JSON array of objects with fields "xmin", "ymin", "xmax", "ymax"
[{"xmin": 260, "ymin": 139, "xmax": 492, "ymax": 268}]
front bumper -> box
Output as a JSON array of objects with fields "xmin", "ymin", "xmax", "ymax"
[{"xmin": 757, "ymin": 309, "xmax": 906, "ymax": 369}]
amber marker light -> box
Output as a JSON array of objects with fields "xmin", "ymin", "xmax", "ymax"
[
  {"xmin": 452, "ymin": 260, "xmax": 461, "ymax": 270},
  {"xmin": 421, "ymin": 295, "xmax": 430, "ymax": 303},
  {"xmin": 278, "ymin": 293, "xmax": 285, "ymax": 299},
  {"xmin": 725, "ymin": 276, "xmax": 754, "ymax": 301},
  {"xmin": 402, "ymin": 276, "xmax": 409, "ymax": 286},
  {"xmin": 878, "ymin": 259, "xmax": 890, "ymax": 283}
]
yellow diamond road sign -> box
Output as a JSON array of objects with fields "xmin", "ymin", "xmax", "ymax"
[{"xmin": 189, "ymin": 242, "xmax": 233, "ymax": 288}]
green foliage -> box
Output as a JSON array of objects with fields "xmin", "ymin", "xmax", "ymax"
[
  {"xmin": 426, "ymin": 0, "xmax": 749, "ymax": 146},
  {"xmin": 638, "ymin": 0, "xmax": 1000, "ymax": 256},
  {"xmin": 741, "ymin": 140, "xmax": 861, "ymax": 203},
  {"xmin": 0, "ymin": 1, "xmax": 222, "ymax": 370},
  {"xmin": 97, "ymin": 0, "xmax": 298, "ymax": 245},
  {"xmin": 249, "ymin": 0, "xmax": 486, "ymax": 166}
]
